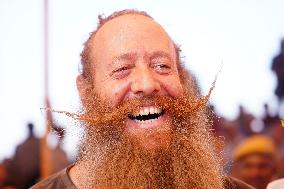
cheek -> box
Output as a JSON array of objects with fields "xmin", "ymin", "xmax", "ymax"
[
  {"xmin": 160, "ymin": 76, "xmax": 183, "ymax": 97},
  {"xmin": 103, "ymin": 80, "xmax": 131, "ymax": 106}
]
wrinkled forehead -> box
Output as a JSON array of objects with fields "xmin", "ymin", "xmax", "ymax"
[{"xmin": 89, "ymin": 14, "xmax": 177, "ymax": 63}]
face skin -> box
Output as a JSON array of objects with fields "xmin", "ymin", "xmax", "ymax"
[
  {"xmin": 80, "ymin": 14, "xmax": 183, "ymax": 150},
  {"xmin": 234, "ymin": 154, "xmax": 276, "ymax": 189}
]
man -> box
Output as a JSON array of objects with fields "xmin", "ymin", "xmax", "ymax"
[
  {"xmin": 31, "ymin": 10, "xmax": 254, "ymax": 189},
  {"xmin": 231, "ymin": 135, "xmax": 277, "ymax": 189}
]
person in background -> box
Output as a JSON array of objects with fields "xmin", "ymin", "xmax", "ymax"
[
  {"xmin": 271, "ymin": 39, "xmax": 284, "ymax": 106},
  {"xmin": 231, "ymin": 135, "xmax": 277, "ymax": 189},
  {"xmin": 236, "ymin": 105, "xmax": 255, "ymax": 136},
  {"xmin": 13, "ymin": 123, "xmax": 40, "ymax": 188}
]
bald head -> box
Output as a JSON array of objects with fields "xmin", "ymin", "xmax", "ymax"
[
  {"xmin": 91, "ymin": 14, "xmax": 176, "ymax": 66},
  {"xmin": 79, "ymin": 10, "xmax": 183, "ymax": 82}
]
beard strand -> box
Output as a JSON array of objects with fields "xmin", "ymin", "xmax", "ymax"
[{"xmin": 69, "ymin": 88, "xmax": 224, "ymax": 189}]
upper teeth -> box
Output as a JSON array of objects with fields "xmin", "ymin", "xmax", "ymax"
[{"xmin": 132, "ymin": 106, "xmax": 162, "ymax": 117}]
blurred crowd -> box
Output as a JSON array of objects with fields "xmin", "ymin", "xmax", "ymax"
[
  {"xmin": 211, "ymin": 102, "xmax": 284, "ymax": 189},
  {"xmin": 0, "ymin": 40, "xmax": 284, "ymax": 189},
  {"xmin": 0, "ymin": 123, "xmax": 69, "ymax": 189},
  {"xmin": 212, "ymin": 39, "xmax": 284, "ymax": 189}
]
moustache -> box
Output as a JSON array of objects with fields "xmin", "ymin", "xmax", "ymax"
[
  {"xmin": 48, "ymin": 92, "xmax": 211, "ymax": 127},
  {"xmin": 43, "ymin": 72, "xmax": 217, "ymax": 129}
]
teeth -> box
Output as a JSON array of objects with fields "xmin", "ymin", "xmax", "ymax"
[
  {"xmin": 143, "ymin": 108, "xmax": 148, "ymax": 115},
  {"xmin": 133, "ymin": 106, "xmax": 162, "ymax": 117},
  {"xmin": 150, "ymin": 107, "xmax": 154, "ymax": 114}
]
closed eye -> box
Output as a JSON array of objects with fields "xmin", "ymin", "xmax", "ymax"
[
  {"xmin": 153, "ymin": 62, "xmax": 172, "ymax": 74},
  {"xmin": 156, "ymin": 64, "xmax": 170, "ymax": 69},
  {"xmin": 113, "ymin": 66, "xmax": 129, "ymax": 73},
  {"xmin": 110, "ymin": 66, "xmax": 132, "ymax": 79}
]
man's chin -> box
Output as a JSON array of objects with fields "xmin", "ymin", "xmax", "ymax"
[{"xmin": 125, "ymin": 115, "xmax": 173, "ymax": 153}]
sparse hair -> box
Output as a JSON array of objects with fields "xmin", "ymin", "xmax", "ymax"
[{"xmin": 80, "ymin": 10, "xmax": 152, "ymax": 81}]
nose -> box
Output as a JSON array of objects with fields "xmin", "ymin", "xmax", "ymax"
[{"xmin": 131, "ymin": 66, "xmax": 161, "ymax": 96}]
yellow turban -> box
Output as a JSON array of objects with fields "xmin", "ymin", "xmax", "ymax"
[{"xmin": 233, "ymin": 135, "xmax": 277, "ymax": 161}]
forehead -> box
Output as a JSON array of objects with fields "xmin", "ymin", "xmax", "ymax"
[{"xmin": 89, "ymin": 14, "xmax": 176, "ymax": 65}]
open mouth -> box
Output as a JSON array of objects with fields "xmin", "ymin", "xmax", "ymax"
[{"xmin": 128, "ymin": 106, "xmax": 164, "ymax": 122}]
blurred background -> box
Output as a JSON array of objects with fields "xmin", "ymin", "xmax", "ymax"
[{"xmin": 1, "ymin": 0, "xmax": 284, "ymax": 188}]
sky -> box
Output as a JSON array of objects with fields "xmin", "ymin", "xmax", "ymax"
[{"xmin": 1, "ymin": 0, "xmax": 284, "ymax": 161}]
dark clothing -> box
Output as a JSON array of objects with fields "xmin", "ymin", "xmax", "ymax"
[
  {"xmin": 272, "ymin": 53, "xmax": 284, "ymax": 99},
  {"xmin": 31, "ymin": 166, "xmax": 255, "ymax": 189}
]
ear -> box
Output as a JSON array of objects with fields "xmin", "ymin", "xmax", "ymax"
[{"xmin": 76, "ymin": 75, "xmax": 91, "ymax": 108}]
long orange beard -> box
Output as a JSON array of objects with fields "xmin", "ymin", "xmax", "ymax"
[{"xmin": 68, "ymin": 88, "xmax": 224, "ymax": 189}]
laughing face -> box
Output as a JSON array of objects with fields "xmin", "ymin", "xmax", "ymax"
[
  {"xmin": 72, "ymin": 11, "xmax": 224, "ymax": 189},
  {"xmin": 79, "ymin": 14, "xmax": 183, "ymax": 151}
]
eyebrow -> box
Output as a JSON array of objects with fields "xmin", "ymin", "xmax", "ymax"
[
  {"xmin": 112, "ymin": 52, "xmax": 138, "ymax": 65},
  {"xmin": 149, "ymin": 51, "xmax": 174, "ymax": 63}
]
